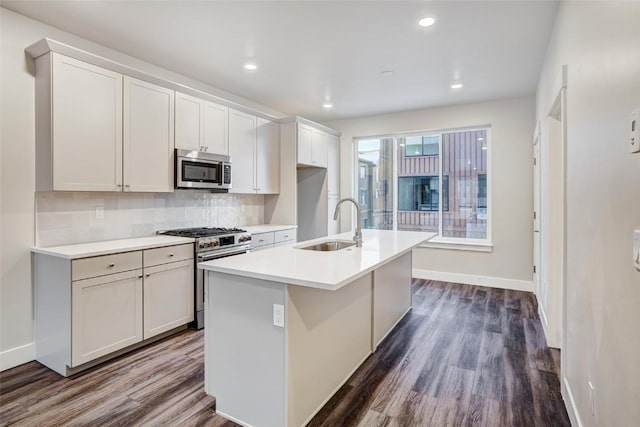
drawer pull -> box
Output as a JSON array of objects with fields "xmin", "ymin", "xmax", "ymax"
[
  {"xmin": 169, "ymin": 253, "xmax": 174, "ymax": 257},
  {"xmin": 138, "ymin": 275, "xmax": 143, "ymax": 279},
  {"xmin": 259, "ymin": 239, "xmax": 264, "ymax": 243},
  {"xmin": 283, "ymin": 235, "xmax": 288, "ymax": 238},
  {"xmin": 145, "ymin": 274, "xmax": 151, "ymax": 278},
  {"xmin": 108, "ymin": 263, "xmax": 116, "ymax": 268}
]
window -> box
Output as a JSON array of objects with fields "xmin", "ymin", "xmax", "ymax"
[
  {"xmin": 356, "ymin": 127, "xmax": 490, "ymax": 244},
  {"xmin": 398, "ymin": 176, "xmax": 449, "ymax": 211},
  {"xmin": 404, "ymin": 135, "xmax": 439, "ymax": 157}
]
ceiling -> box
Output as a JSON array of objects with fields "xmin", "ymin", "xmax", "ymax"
[{"xmin": 1, "ymin": 1, "xmax": 558, "ymax": 121}]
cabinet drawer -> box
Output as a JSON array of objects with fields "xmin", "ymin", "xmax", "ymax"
[
  {"xmin": 72, "ymin": 251, "xmax": 142, "ymax": 281},
  {"xmin": 251, "ymin": 243, "xmax": 274, "ymax": 252},
  {"xmin": 274, "ymin": 229, "xmax": 296, "ymax": 244},
  {"xmin": 251, "ymin": 232, "xmax": 274, "ymax": 248},
  {"xmin": 144, "ymin": 243, "xmax": 193, "ymax": 267}
]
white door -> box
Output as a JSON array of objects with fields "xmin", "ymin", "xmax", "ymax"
[
  {"xmin": 229, "ymin": 109, "xmax": 257, "ymax": 193},
  {"xmin": 327, "ymin": 134, "xmax": 340, "ymax": 195},
  {"xmin": 175, "ymin": 92, "xmax": 203, "ymax": 151},
  {"xmin": 71, "ymin": 270, "xmax": 143, "ymax": 366},
  {"xmin": 311, "ymin": 129, "xmax": 328, "ymax": 168},
  {"xmin": 51, "ymin": 53, "xmax": 123, "ymax": 191},
  {"xmin": 297, "ymin": 123, "xmax": 313, "ymax": 165},
  {"xmin": 203, "ymin": 101, "xmax": 229, "ymax": 155},
  {"xmin": 143, "ymin": 260, "xmax": 194, "ymax": 339},
  {"xmin": 123, "ymin": 76, "xmax": 175, "ymax": 192},
  {"xmin": 256, "ymin": 118, "xmax": 280, "ymax": 194},
  {"xmin": 533, "ymin": 129, "xmax": 541, "ymax": 296}
]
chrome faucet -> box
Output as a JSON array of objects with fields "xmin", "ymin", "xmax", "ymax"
[{"xmin": 333, "ymin": 198, "xmax": 363, "ymax": 247}]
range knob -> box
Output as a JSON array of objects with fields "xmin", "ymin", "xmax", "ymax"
[
  {"xmin": 199, "ymin": 241, "xmax": 207, "ymax": 249},
  {"xmin": 212, "ymin": 240, "xmax": 220, "ymax": 247}
]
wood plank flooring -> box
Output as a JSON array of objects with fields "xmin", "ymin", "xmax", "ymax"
[{"xmin": 0, "ymin": 280, "xmax": 570, "ymax": 427}]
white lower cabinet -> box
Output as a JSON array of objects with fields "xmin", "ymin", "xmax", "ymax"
[
  {"xmin": 143, "ymin": 259, "xmax": 194, "ymax": 339},
  {"xmin": 250, "ymin": 228, "xmax": 297, "ymax": 251},
  {"xmin": 34, "ymin": 241, "xmax": 194, "ymax": 376},
  {"xmin": 72, "ymin": 269, "xmax": 143, "ymax": 367}
]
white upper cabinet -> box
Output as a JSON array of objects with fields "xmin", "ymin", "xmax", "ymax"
[
  {"xmin": 36, "ymin": 52, "xmax": 176, "ymax": 192},
  {"xmin": 297, "ymin": 123, "xmax": 328, "ymax": 168},
  {"xmin": 229, "ymin": 109, "xmax": 257, "ymax": 193},
  {"xmin": 123, "ymin": 76, "xmax": 175, "ymax": 193},
  {"xmin": 174, "ymin": 92, "xmax": 202, "ymax": 152},
  {"xmin": 256, "ymin": 118, "xmax": 280, "ymax": 194},
  {"xmin": 175, "ymin": 91, "xmax": 229, "ymax": 155},
  {"xmin": 327, "ymin": 134, "xmax": 340, "ymax": 196},
  {"xmin": 47, "ymin": 53, "xmax": 123, "ymax": 191},
  {"xmin": 297, "ymin": 123, "xmax": 313, "ymax": 166},
  {"xmin": 203, "ymin": 101, "xmax": 229, "ymax": 155}
]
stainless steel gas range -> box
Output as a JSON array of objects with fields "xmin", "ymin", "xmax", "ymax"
[{"xmin": 157, "ymin": 227, "xmax": 251, "ymax": 329}]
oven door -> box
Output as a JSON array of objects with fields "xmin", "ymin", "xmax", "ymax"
[{"xmin": 194, "ymin": 245, "xmax": 250, "ymax": 329}]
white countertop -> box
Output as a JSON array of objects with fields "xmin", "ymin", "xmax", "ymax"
[
  {"xmin": 242, "ymin": 224, "xmax": 297, "ymax": 234},
  {"xmin": 31, "ymin": 235, "xmax": 195, "ymax": 259},
  {"xmin": 199, "ymin": 229, "xmax": 435, "ymax": 290}
]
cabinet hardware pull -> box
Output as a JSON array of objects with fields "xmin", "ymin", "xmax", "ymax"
[
  {"xmin": 125, "ymin": 184, "xmax": 130, "ymax": 188},
  {"xmin": 117, "ymin": 184, "xmax": 122, "ymax": 188},
  {"xmin": 284, "ymin": 235, "xmax": 288, "ymax": 238},
  {"xmin": 145, "ymin": 274, "xmax": 151, "ymax": 278},
  {"xmin": 108, "ymin": 263, "xmax": 115, "ymax": 268},
  {"xmin": 169, "ymin": 253, "xmax": 174, "ymax": 257},
  {"xmin": 259, "ymin": 239, "xmax": 264, "ymax": 243},
  {"xmin": 137, "ymin": 275, "xmax": 143, "ymax": 279}
]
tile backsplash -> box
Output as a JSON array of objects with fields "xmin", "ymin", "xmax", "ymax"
[{"xmin": 36, "ymin": 191, "xmax": 264, "ymax": 247}]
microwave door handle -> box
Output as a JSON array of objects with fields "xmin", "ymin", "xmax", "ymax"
[{"xmin": 218, "ymin": 163, "xmax": 224, "ymax": 186}]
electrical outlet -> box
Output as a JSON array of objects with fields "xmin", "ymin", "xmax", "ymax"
[
  {"xmin": 633, "ymin": 230, "xmax": 640, "ymax": 271},
  {"xmin": 273, "ymin": 304, "xmax": 284, "ymax": 328},
  {"xmin": 95, "ymin": 206, "xmax": 104, "ymax": 219},
  {"xmin": 588, "ymin": 381, "xmax": 596, "ymax": 416}
]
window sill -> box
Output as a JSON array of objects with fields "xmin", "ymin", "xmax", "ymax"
[{"xmin": 418, "ymin": 237, "xmax": 493, "ymax": 253}]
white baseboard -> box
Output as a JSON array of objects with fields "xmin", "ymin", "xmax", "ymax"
[
  {"xmin": 215, "ymin": 410, "xmax": 255, "ymax": 427},
  {"xmin": 0, "ymin": 341, "xmax": 35, "ymax": 372},
  {"xmin": 413, "ymin": 269, "xmax": 534, "ymax": 293},
  {"xmin": 537, "ymin": 302, "xmax": 561, "ymax": 349},
  {"xmin": 562, "ymin": 376, "xmax": 584, "ymax": 427}
]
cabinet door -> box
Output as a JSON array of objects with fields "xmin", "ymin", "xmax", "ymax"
[
  {"xmin": 71, "ymin": 270, "xmax": 143, "ymax": 367},
  {"xmin": 175, "ymin": 92, "xmax": 203, "ymax": 151},
  {"xmin": 123, "ymin": 76, "xmax": 175, "ymax": 192},
  {"xmin": 327, "ymin": 135, "xmax": 340, "ymax": 195},
  {"xmin": 297, "ymin": 123, "xmax": 313, "ymax": 166},
  {"xmin": 203, "ymin": 101, "xmax": 229, "ymax": 155},
  {"xmin": 229, "ymin": 109, "xmax": 257, "ymax": 193},
  {"xmin": 328, "ymin": 194, "xmax": 340, "ymax": 235},
  {"xmin": 143, "ymin": 260, "xmax": 194, "ymax": 339},
  {"xmin": 51, "ymin": 53, "xmax": 123, "ymax": 191},
  {"xmin": 311, "ymin": 129, "xmax": 328, "ymax": 168},
  {"xmin": 256, "ymin": 118, "xmax": 280, "ymax": 194}
]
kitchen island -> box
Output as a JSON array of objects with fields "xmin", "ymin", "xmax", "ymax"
[{"xmin": 199, "ymin": 229, "xmax": 434, "ymax": 427}]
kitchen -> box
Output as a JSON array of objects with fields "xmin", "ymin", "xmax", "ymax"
[{"xmin": 1, "ymin": 2, "xmax": 640, "ymax": 427}]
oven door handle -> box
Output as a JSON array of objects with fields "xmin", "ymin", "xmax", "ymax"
[{"xmin": 198, "ymin": 246, "xmax": 250, "ymax": 262}]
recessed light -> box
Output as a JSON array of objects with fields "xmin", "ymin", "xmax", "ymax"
[
  {"xmin": 450, "ymin": 82, "xmax": 464, "ymax": 89},
  {"xmin": 418, "ymin": 17, "xmax": 436, "ymax": 27},
  {"xmin": 481, "ymin": 145, "xmax": 488, "ymax": 150},
  {"xmin": 243, "ymin": 62, "xmax": 257, "ymax": 71},
  {"xmin": 478, "ymin": 137, "xmax": 484, "ymax": 141},
  {"xmin": 381, "ymin": 70, "xmax": 394, "ymax": 77},
  {"xmin": 322, "ymin": 103, "xmax": 333, "ymax": 109}
]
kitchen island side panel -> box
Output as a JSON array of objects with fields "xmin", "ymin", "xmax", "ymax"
[
  {"xmin": 286, "ymin": 273, "xmax": 373, "ymax": 427},
  {"xmin": 372, "ymin": 251, "xmax": 413, "ymax": 349},
  {"xmin": 205, "ymin": 272, "xmax": 286, "ymax": 427}
]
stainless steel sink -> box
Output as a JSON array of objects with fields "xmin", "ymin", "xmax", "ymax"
[{"xmin": 298, "ymin": 240, "xmax": 356, "ymax": 252}]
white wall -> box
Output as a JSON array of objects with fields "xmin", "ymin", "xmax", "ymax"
[
  {"xmin": 535, "ymin": 2, "xmax": 640, "ymax": 426},
  {"xmin": 0, "ymin": 8, "xmax": 280, "ymax": 370},
  {"xmin": 325, "ymin": 96, "xmax": 535, "ymax": 284}
]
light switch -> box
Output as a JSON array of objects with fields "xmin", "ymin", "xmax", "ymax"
[
  {"xmin": 95, "ymin": 206, "xmax": 104, "ymax": 219},
  {"xmin": 631, "ymin": 109, "xmax": 640, "ymax": 153},
  {"xmin": 634, "ymin": 230, "xmax": 640, "ymax": 271}
]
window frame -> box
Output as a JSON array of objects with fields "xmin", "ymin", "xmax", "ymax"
[{"xmin": 353, "ymin": 126, "xmax": 492, "ymax": 250}]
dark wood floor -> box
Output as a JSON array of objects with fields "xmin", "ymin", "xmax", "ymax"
[{"xmin": 0, "ymin": 280, "xmax": 570, "ymax": 427}]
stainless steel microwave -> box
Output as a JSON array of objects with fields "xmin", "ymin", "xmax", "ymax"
[{"xmin": 175, "ymin": 149, "xmax": 232, "ymax": 190}]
